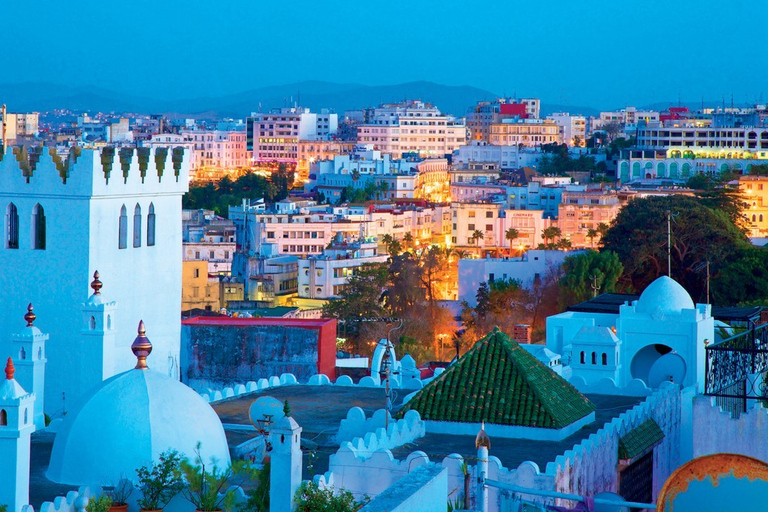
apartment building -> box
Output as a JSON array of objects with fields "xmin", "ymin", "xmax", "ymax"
[
  {"xmin": 556, "ymin": 190, "xmax": 621, "ymax": 247},
  {"xmin": 450, "ymin": 202, "xmax": 547, "ymax": 254},
  {"xmin": 356, "ymin": 100, "xmax": 467, "ymax": 159},
  {"xmin": 489, "ymin": 118, "xmax": 561, "ymax": 147},
  {"xmin": 740, "ymin": 176, "xmax": 768, "ymax": 237},
  {"xmin": 246, "ymin": 107, "xmax": 339, "ymax": 163},
  {"xmin": 466, "ymin": 98, "xmax": 540, "ymax": 142},
  {"xmin": 548, "ymin": 113, "xmax": 587, "ymax": 146}
]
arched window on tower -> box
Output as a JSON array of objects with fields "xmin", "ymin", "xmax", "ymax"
[
  {"xmin": 6, "ymin": 203, "xmax": 19, "ymax": 249},
  {"xmin": 591, "ymin": 352, "xmax": 597, "ymax": 365},
  {"xmin": 0, "ymin": 409, "xmax": 6, "ymax": 426},
  {"xmin": 602, "ymin": 353, "xmax": 608, "ymax": 365},
  {"xmin": 119, "ymin": 205, "xmax": 128, "ymax": 249},
  {"xmin": 580, "ymin": 351, "xmax": 585, "ymax": 364},
  {"xmin": 133, "ymin": 204, "xmax": 142, "ymax": 248},
  {"xmin": 147, "ymin": 203, "xmax": 156, "ymax": 246},
  {"xmin": 32, "ymin": 203, "xmax": 46, "ymax": 250}
]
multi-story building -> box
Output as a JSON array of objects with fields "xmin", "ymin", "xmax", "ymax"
[
  {"xmin": 0, "ymin": 108, "xmax": 39, "ymax": 144},
  {"xmin": 740, "ymin": 176, "xmax": 768, "ymax": 237},
  {"xmin": 454, "ymin": 141, "xmax": 545, "ymax": 170},
  {"xmin": 547, "ymin": 113, "xmax": 587, "ymax": 146},
  {"xmin": 298, "ymin": 236, "xmax": 389, "ymax": 300},
  {"xmin": 450, "ymin": 202, "xmax": 547, "ymax": 254},
  {"xmin": 296, "ymin": 139, "xmax": 355, "ymax": 182},
  {"xmin": 180, "ymin": 130, "xmax": 248, "ymax": 176},
  {"xmin": 465, "ymin": 98, "xmax": 540, "ymax": 142},
  {"xmin": 489, "ymin": 118, "xmax": 561, "ymax": 147},
  {"xmin": 237, "ymin": 255, "xmax": 299, "ymax": 307},
  {"xmin": 634, "ymin": 124, "xmax": 768, "ymax": 153},
  {"xmin": 556, "ymin": 190, "xmax": 621, "ymax": 247},
  {"xmin": 356, "ymin": 100, "xmax": 467, "ymax": 159},
  {"xmin": 181, "ymin": 260, "xmax": 221, "ymax": 312},
  {"xmin": 246, "ymin": 108, "xmax": 339, "ymax": 164}
]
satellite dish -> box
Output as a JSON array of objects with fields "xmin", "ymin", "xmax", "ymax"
[
  {"xmin": 648, "ymin": 352, "xmax": 687, "ymax": 388},
  {"xmin": 594, "ymin": 492, "xmax": 629, "ymax": 512},
  {"xmin": 249, "ymin": 396, "xmax": 284, "ymax": 428}
]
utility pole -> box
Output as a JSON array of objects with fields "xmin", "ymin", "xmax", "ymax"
[
  {"xmin": 1, "ymin": 104, "xmax": 6, "ymax": 149},
  {"xmin": 667, "ymin": 210, "xmax": 672, "ymax": 278},
  {"xmin": 590, "ymin": 273, "xmax": 600, "ymax": 298},
  {"xmin": 706, "ymin": 260, "xmax": 710, "ymax": 304}
]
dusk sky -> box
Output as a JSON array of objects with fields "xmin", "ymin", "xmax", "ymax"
[{"xmin": 2, "ymin": 0, "xmax": 766, "ymax": 108}]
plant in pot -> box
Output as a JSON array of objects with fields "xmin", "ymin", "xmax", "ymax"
[
  {"xmin": 136, "ymin": 450, "xmax": 185, "ymax": 512},
  {"xmin": 180, "ymin": 443, "xmax": 257, "ymax": 512},
  {"xmin": 107, "ymin": 479, "xmax": 133, "ymax": 512},
  {"xmin": 86, "ymin": 494, "xmax": 113, "ymax": 512}
]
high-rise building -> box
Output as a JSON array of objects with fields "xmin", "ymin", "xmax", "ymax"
[{"xmin": 246, "ymin": 108, "xmax": 339, "ymax": 164}]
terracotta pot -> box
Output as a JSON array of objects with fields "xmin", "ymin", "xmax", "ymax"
[
  {"xmin": 109, "ymin": 505, "xmax": 128, "ymax": 512},
  {"xmin": 140, "ymin": 509, "xmax": 163, "ymax": 512}
]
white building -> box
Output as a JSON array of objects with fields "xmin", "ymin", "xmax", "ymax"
[
  {"xmin": 489, "ymin": 118, "xmax": 561, "ymax": 147},
  {"xmin": 454, "ymin": 141, "xmax": 544, "ymax": 170},
  {"xmin": 547, "ymin": 276, "xmax": 713, "ymax": 390},
  {"xmin": 458, "ymin": 250, "xmax": 578, "ymax": 306},
  {"xmin": 0, "ymin": 146, "xmax": 189, "ymax": 412},
  {"xmin": 298, "ymin": 237, "xmax": 389, "ymax": 299},
  {"xmin": 450, "ymin": 202, "xmax": 549, "ymax": 252},
  {"xmin": 547, "ymin": 112, "xmax": 587, "ymax": 146},
  {"xmin": 246, "ymin": 108, "xmax": 339, "ymax": 163},
  {"xmin": 356, "ymin": 100, "xmax": 467, "ymax": 159}
]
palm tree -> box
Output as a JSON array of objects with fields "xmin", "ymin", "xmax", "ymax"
[
  {"xmin": 542, "ymin": 226, "xmax": 562, "ymax": 247},
  {"xmin": 470, "ymin": 230, "xmax": 484, "ymax": 256},
  {"xmin": 597, "ymin": 222, "xmax": 610, "ymax": 240},
  {"xmin": 586, "ymin": 228, "xmax": 598, "ymax": 247},
  {"xmin": 505, "ymin": 227, "xmax": 519, "ymax": 257},
  {"xmin": 557, "ymin": 238, "xmax": 573, "ymax": 250},
  {"xmin": 403, "ymin": 232, "xmax": 414, "ymax": 250}
]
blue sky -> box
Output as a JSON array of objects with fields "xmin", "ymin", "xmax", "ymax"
[{"xmin": 1, "ymin": 0, "xmax": 766, "ymax": 108}]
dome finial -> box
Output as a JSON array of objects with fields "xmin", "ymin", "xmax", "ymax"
[
  {"xmin": 5, "ymin": 357, "xmax": 15, "ymax": 380},
  {"xmin": 91, "ymin": 271, "xmax": 102, "ymax": 295},
  {"xmin": 24, "ymin": 303, "xmax": 36, "ymax": 327},
  {"xmin": 475, "ymin": 421, "xmax": 491, "ymax": 450},
  {"xmin": 131, "ymin": 320, "xmax": 152, "ymax": 370}
]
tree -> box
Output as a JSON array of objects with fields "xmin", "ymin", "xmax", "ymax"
[
  {"xmin": 749, "ymin": 164, "xmax": 768, "ymax": 176},
  {"xmin": 559, "ymin": 250, "xmax": 624, "ymax": 307},
  {"xmin": 505, "ymin": 227, "xmax": 519, "ymax": 256},
  {"xmin": 470, "ymin": 229, "xmax": 484, "ymax": 248},
  {"xmin": 586, "ymin": 228, "xmax": 598, "ymax": 247},
  {"xmin": 572, "ymin": 135, "xmax": 583, "ymax": 148},
  {"xmin": 556, "ymin": 238, "xmax": 573, "ymax": 250},
  {"xmin": 712, "ymin": 246, "xmax": 768, "ymax": 307},
  {"xmin": 601, "ymin": 195, "xmax": 749, "ymax": 299},
  {"xmin": 459, "ymin": 278, "xmax": 531, "ymax": 345},
  {"xmin": 323, "ymin": 263, "xmax": 390, "ymax": 352},
  {"xmin": 402, "ymin": 232, "xmax": 414, "ymax": 250},
  {"xmin": 542, "ymin": 226, "xmax": 561, "ymax": 246},
  {"xmin": 295, "ymin": 481, "xmax": 368, "ymax": 511}
]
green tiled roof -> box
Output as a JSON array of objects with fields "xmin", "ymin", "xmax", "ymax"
[
  {"xmin": 618, "ymin": 419, "xmax": 664, "ymax": 460},
  {"xmin": 396, "ymin": 328, "xmax": 596, "ymax": 428}
]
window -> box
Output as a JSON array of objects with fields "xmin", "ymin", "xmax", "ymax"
[
  {"xmin": 485, "ymin": 211, "xmax": 493, "ymax": 218},
  {"xmin": 602, "ymin": 353, "xmax": 608, "ymax": 365},
  {"xmin": 147, "ymin": 203, "xmax": 156, "ymax": 246},
  {"xmin": 119, "ymin": 205, "xmax": 128, "ymax": 249},
  {"xmin": 6, "ymin": 203, "xmax": 19, "ymax": 249},
  {"xmin": 194, "ymin": 268, "xmax": 200, "ymax": 278},
  {"xmin": 32, "ymin": 204, "xmax": 46, "ymax": 250},
  {"xmin": 486, "ymin": 224, "xmax": 493, "ymax": 231},
  {"xmin": 133, "ymin": 204, "xmax": 142, "ymax": 247},
  {"xmin": 0, "ymin": 409, "xmax": 6, "ymax": 426},
  {"xmin": 209, "ymin": 251, "xmax": 215, "ymax": 259},
  {"xmin": 468, "ymin": 224, "xmax": 475, "ymax": 231},
  {"xmin": 591, "ymin": 352, "xmax": 596, "ymax": 365},
  {"xmin": 580, "ymin": 351, "xmax": 585, "ymax": 364}
]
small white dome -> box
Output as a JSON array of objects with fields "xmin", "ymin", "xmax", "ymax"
[
  {"xmin": 47, "ymin": 368, "xmax": 231, "ymax": 485},
  {"xmin": 636, "ymin": 276, "xmax": 694, "ymax": 317}
]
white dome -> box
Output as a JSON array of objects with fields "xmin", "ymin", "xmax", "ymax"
[
  {"xmin": 47, "ymin": 368, "xmax": 231, "ymax": 485},
  {"xmin": 636, "ymin": 276, "xmax": 694, "ymax": 317}
]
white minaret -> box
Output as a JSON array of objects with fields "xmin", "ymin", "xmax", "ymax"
[
  {"xmin": 80, "ymin": 271, "xmax": 118, "ymax": 390},
  {"xmin": 10, "ymin": 304, "xmax": 47, "ymax": 429},
  {"xmin": 269, "ymin": 402, "xmax": 303, "ymax": 512},
  {"xmin": 0, "ymin": 357, "xmax": 36, "ymax": 512},
  {"xmin": 475, "ymin": 423, "xmax": 490, "ymax": 512}
]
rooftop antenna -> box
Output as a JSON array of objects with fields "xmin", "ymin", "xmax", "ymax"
[
  {"xmin": 1, "ymin": 103, "xmax": 6, "ymax": 149},
  {"xmin": 666, "ymin": 210, "xmax": 678, "ymax": 278}
]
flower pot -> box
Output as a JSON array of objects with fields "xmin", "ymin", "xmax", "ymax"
[
  {"xmin": 109, "ymin": 505, "xmax": 128, "ymax": 512},
  {"xmin": 140, "ymin": 509, "xmax": 163, "ymax": 512}
]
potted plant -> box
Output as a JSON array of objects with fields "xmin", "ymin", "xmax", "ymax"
[
  {"xmin": 136, "ymin": 450, "xmax": 185, "ymax": 512},
  {"xmin": 180, "ymin": 443, "xmax": 256, "ymax": 512},
  {"xmin": 107, "ymin": 479, "xmax": 133, "ymax": 512},
  {"xmin": 86, "ymin": 495, "xmax": 113, "ymax": 512}
]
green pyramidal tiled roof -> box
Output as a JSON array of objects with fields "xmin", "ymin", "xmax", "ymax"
[
  {"xmin": 396, "ymin": 329, "xmax": 596, "ymax": 428},
  {"xmin": 618, "ymin": 419, "xmax": 664, "ymax": 460}
]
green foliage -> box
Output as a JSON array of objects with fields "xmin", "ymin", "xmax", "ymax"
[
  {"xmin": 538, "ymin": 152, "xmax": 598, "ymax": 177},
  {"xmin": 340, "ymin": 181, "xmax": 378, "ymax": 204},
  {"xmin": 180, "ymin": 443, "xmax": 259, "ymax": 512},
  {"xmin": 559, "ymin": 250, "xmax": 623, "ymax": 307},
  {"xmin": 749, "ymin": 164, "xmax": 768, "ymax": 176},
  {"xmin": 542, "ymin": 226, "xmax": 562, "ymax": 244},
  {"xmin": 44, "ymin": 413, "xmax": 51, "ymax": 426},
  {"xmin": 0, "ymin": 505, "xmax": 8, "ymax": 512},
  {"xmin": 86, "ymin": 495, "xmax": 113, "ymax": 512},
  {"xmin": 712, "ymin": 246, "xmax": 768, "ymax": 306},
  {"xmin": 295, "ymin": 482, "xmax": 368, "ymax": 512},
  {"xmin": 601, "ymin": 194, "xmax": 750, "ymax": 300},
  {"xmin": 237, "ymin": 462, "xmax": 270, "ymax": 512},
  {"xmin": 136, "ymin": 450, "xmax": 184, "ymax": 510},
  {"xmin": 182, "ymin": 167, "xmax": 291, "ymax": 217}
]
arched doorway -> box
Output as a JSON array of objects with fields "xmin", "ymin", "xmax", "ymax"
[{"xmin": 631, "ymin": 344, "xmax": 676, "ymax": 384}]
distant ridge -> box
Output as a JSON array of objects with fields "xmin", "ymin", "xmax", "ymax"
[{"xmin": 0, "ymin": 80, "xmax": 601, "ymax": 119}]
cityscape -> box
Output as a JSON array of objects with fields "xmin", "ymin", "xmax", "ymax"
[{"xmin": 1, "ymin": 1, "xmax": 767, "ymax": 512}]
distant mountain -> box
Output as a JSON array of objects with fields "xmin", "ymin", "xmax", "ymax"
[{"xmin": 0, "ymin": 79, "xmax": 604, "ymax": 119}]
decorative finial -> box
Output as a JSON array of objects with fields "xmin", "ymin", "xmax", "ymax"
[
  {"xmin": 283, "ymin": 400, "xmax": 291, "ymax": 417},
  {"xmin": 131, "ymin": 320, "xmax": 152, "ymax": 370},
  {"xmin": 91, "ymin": 271, "xmax": 102, "ymax": 295},
  {"xmin": 24, "ymin": 303, "xmax": 36, "ymax": 327},
  {"xmin": 5, "ymin": 357, "xmax": 14, "ymax": 380},
  {"xmin": 475, "ymin": 421, "xmax": 491, "ymax": 450}
]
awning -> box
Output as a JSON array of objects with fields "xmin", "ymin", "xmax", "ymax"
[{"xmin": 618, "ymin": 419, "xmax": 664, "ymax": 460}]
